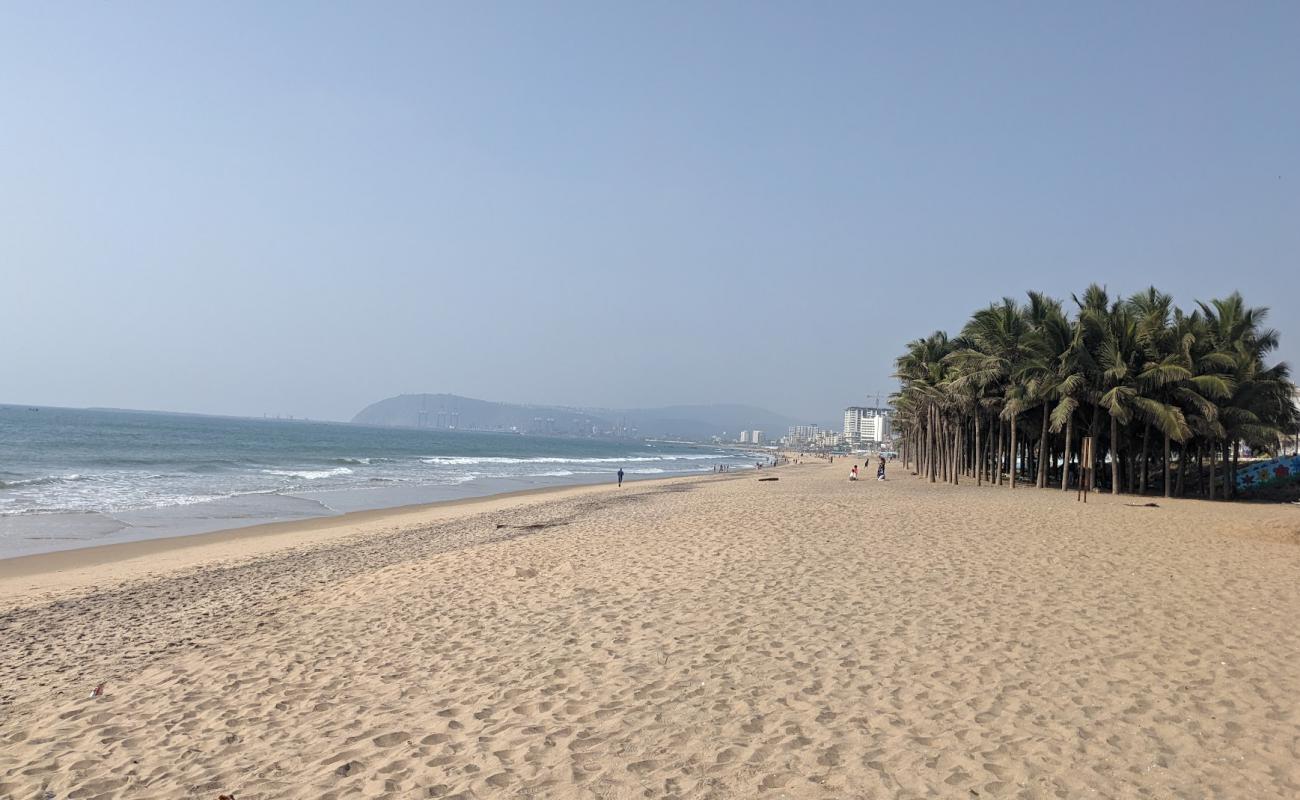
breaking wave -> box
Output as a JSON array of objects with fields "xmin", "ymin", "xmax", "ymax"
[
  {"xmin": 0, "ymin": 474, "xmax": 84, "ymax": 489},
  {"xmin": 421, "ymin": 454, "xmax": 718, "ymax": 466},
  {"xmin": 261, "ymin": 467, "xmax": 354, "ymax": 480}
]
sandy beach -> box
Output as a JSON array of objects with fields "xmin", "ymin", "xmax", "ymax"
[{"xmin": 2, "ymin": 461, "xmax": 1299, "ymax": 798}]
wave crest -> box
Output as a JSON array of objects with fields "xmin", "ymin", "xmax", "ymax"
[
  {"xmin": 421, "ymin": 454, "xmax": 718, "ymax": 466},
  {"xmin": 0, "ymin": 474, "xmax": 84, "ymax": 489},
  {"xmin": 261, "ymin": 467, "xmax": 354, "ymax": 480}
]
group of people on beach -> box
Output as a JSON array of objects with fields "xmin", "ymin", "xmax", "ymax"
[{"xmin": 849, "ymin": 455, "xmax": 887, "ymax": 482}]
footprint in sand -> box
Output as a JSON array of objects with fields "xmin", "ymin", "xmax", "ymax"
[{"xmin": 372, "ymin": 731, "xmax": 409, "ymax": 747}]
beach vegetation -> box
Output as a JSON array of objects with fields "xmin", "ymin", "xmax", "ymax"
[{"xmin": 892, "ymin": 287, "xmax": 1299, "ymax": 499}]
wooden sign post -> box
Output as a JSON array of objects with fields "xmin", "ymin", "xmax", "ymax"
[{"xmin": 1077, "ymin": 437, "xmax": 1093, "ymax": 503}]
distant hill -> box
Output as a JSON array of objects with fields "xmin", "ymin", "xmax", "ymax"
[{"xmin": 350, "ymin": 394, "xmax": 800, "ymax": 440}]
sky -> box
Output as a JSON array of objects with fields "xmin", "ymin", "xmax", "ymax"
[{"xmin": 1, "ymin": 2, "xmax": 1297, "ymax": 425}]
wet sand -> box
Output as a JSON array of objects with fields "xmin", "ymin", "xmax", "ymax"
[{"xmin": 2, "ymin": 462, "xmax": 1299, "ymax": 798}]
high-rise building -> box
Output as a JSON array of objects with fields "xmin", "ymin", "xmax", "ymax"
[
  {"xmin": 752, "ymin": 430, "xmax": 764, "ymax": 445},
  {"xmin": 738, "ymin": 430, "xmax": 749, "ymax": 444},
  {"xmin": 844, "ymin": 406, "xmax": 891, "ymax": 444},
  {"xmin": 843, "ymin": 407, "xmax": 864, "ymax": 439},
  {"xmin": 859, "ymin": 413, "xmax": 890, "ymax": 443},
  {"xmin": 787, "ymin": 424, "xmax": 820, "ymax": 442}
]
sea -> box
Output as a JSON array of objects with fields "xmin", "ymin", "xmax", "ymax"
[{"xmin": 0, "ymin": 405, "xmax": 762, "ymax": 559}]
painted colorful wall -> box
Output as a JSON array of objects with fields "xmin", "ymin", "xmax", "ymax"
[{"xmin": 1236, "ymin": 454, "xmax": 1300, "ymax": 490}]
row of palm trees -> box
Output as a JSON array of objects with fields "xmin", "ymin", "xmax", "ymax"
[{"xmin": 891, "ymin": 286, "xmax": 1298, "ymax": 499}]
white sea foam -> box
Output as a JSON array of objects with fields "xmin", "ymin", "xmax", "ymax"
[
  {"xmin": 421, "ymin": 454, "xmax": 719, "ymax": 466},
  {"xmin": 1, "ymin": 440, "xmax": 744, "ymax": 522},
  {"xmin": 261, "ymin": 467, "xmax": 354, "ymax": 480},
  {"xmin": 0, "ymin": 474, "xmax": 84, "ymax": 489}
]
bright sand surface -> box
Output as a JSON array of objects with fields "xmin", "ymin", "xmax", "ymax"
[{"xmin": 2, "ymin": 462, "xmax": 1299, "ymax": 798}]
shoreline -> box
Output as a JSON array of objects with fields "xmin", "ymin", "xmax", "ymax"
[
  {"xmin": 0, "ymin": 467, "xmax": 742, "ymax": 565},
  {"xmin": 0, "ymin": 469, "xmax": 750, "ymax": 598}
]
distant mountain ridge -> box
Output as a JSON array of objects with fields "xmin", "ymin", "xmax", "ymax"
[{"xmin": 351, "ymin": 394, "xmax": 801, "ymax": 440}]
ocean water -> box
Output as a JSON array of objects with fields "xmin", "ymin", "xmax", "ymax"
[{"xmin": 0, "ymin": 406, "xmax": 761, "ymax": 558}]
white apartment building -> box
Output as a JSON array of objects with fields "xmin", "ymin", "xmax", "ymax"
[
  {"xmin": 738, "ymin": 430, "xmax": 749, "ymax": 444},
  {"xmin": 844, "ymin": 406, "xmax": 891, "ymax": 444},
  {"xmin": 787, "ymin": 424, "xmax": 820, "ymax": 442},
  {"xmin": 752, "ymin": 430, "xmax": 765, "ymax": 445},
  {"xmin": 859, "ymin": 413, "xmax": 889, "ymax": 443},
  {"xmin": 812, "ymin": 430, "xmax": 844, "ymax": 449}
]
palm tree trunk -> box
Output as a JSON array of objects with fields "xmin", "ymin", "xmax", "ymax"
[
  {"xmin": 1060, "ymin": 414, "xmax": 1073, "ymax": 491},
  {"xmin": 1220, "ymin": 440, "xmax": 1226, "ymax": 496},
  {"xmin": 975, "ymin": 416, "xmax": 982, "ymax": 487},
  {"xmin": 953, "ymin": 421, "xmax": 959, "ymax": 482},
  {"xmin": 1231, "ymin": 440, "xmax": 1240, "ymax": 499},
  {"xmin": 936, "ymin": 418, "xmax": 943, "ymax": 482},
  {"xmin": 1208, "ymin": 443, "xmax": 1217, "ymax": 500},
  {"xmin": 952, "ymin": 423, "xmax": 960, "ymax": 485},
  {"xmin": 942, "ymin": 418, "xmax": 950, "ymax": 483},
  {"xmin": 937, "ymin": 417, "xmax": 944, "ymax": 482},
  {"xmin": 1009, "ymin": 414, "xmax": 1018, "ymax": 489},
  {"xmin": 1090, "ymin": 405, "xmax": 1102, "ymax": 491},
  {"xmin": 1110, "ymin": 414, "xmax": 1120, "ymax": 495},
  {"xmin": 977, "ymin": 418, "xmax": 987, "ymax": 481},
  {"xmin": 1176, "ymin": 442, "xmax": 1187, "ymax": 497},
  {"xmin": 995, "ymin": 420, "xmax": 1004, "ymax": 486},
  {"xmin": 928, "ymin": 411, "xmax": 935, "ymax": 482},
  {"xmin": 941, "ymin": 419, "xmax": 949, "ymax": 483},
  {"xmin": 917, "ymin": 423, "xmax": 923, "ymax": 477},
  {"xmin": 1221, "ymin": 440, "xmax": 1229, "ymax": 498},
  {"xmin": 1170, "ymin": 434, "xmax": 1180, "ymax": 496},
  {"xmin": 931, "ymin": 408, "xmax": 939, "ymax": 483},
  {"xmin": 1037, "ymin": 403, "xmax": 1050, "ymax": 488},
  {"xmin": 1139, "ymin": 424, "xmax": 1151, "ymax": 495}
]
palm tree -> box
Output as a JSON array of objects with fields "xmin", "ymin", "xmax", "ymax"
[
  {"xmin": 1024, "ymin": 292, "xmax": 1074, "ymax": 488},
  {"xmin": 1080, "ymin": 297, "xmax": 1137, "ymax": 494},
  {"xmin": 1199, "ymin": 293, "xmax": 1295, "ymax": 497},
  {"xmin": 947, "ymin": 299, "xmax": 1038, "ymax": 488},
  {"xmin": 1126, "ymin": 287, "xmax": 1198, "ymax": 495},
  {"xmin": 893, "ymin": 332, "xmax": 953, "ymax": 482},
  {"xmin": 1069, "ymin": 284, "xmax": 1114, "ymax": 491},
  {"xmin": 1167, "ymin": 308, "xmax": 1231, "ymax": 497},
  {"xmin": 891, "ymin": 286, "xmax": 1296, "ymax": 503}
]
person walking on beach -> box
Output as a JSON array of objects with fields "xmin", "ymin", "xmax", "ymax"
[
  {"xmin": 877, "ymin": 455, "xmax": 886, "ymax": 481},
  {"xmin": 617, "ymin": 468, "xmax": 624, "ymax": 487}
]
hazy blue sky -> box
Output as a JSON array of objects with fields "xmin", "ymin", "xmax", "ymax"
[{"xmin": 2, "ymin": 2, "xmax": 1296, "ymax": 424}]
